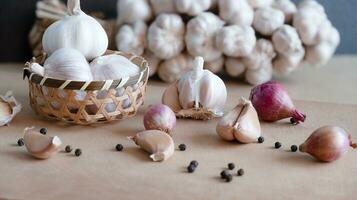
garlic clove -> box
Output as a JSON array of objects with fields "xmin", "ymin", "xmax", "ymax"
[
  {"xmin": 23, "ymin": 127, "xmax": 62, "ymax": 159},
  {"xmin": 129, "ymin": 130, "xmax": 174, "ymax": 162},
  {"xmin": 217, "ymin": 98, "xmax": 261, "ymax": 143},
  {"xmin": 162, "ymin": 82, "xmax": 182, "ymax": 113},
  {"xmin": 0, "ymin": 91, "xmax": 22, "ymax": 126}
]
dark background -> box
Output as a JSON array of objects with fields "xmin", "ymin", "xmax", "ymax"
[{"xmin": 0, "ymin": 0, "xmax": 356, "ymax": 62}]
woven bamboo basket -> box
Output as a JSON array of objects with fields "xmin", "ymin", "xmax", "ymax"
[{"xmin": 23, "ymin": 51, "xmax": 149, "ymax": 125}]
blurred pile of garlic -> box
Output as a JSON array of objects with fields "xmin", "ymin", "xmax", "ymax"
[{"xmin": 32, "ymin": 0, "xmax": 340, "ymax": 85}]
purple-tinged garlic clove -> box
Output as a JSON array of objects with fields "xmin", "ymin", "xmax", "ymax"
[{"xmin": 0, "ymin": 91, "xmax": 22, "ymax": 127}]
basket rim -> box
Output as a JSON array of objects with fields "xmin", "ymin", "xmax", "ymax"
[{"xmin": 23, "ymin": 50, "xmax": 149, "ymax": 91}]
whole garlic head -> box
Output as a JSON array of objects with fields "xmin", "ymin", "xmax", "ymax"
[
  {"xmin": 253, "ymin": 7, "xmax": 285, "ymax": 36},
  {"xmin": 148, "ymin": 13, "xmax": 185, "ymax": 59},
  {"xmin": 245, "ymin": 63, "xmax": 273, "ymax": 86},
  {"xmin": 116, "ymin": 21, "xmax": 147, "ymax": 56},
  {"xmin": 272, "ymin": 25, "xmax": 304, "ymax": 57},
  {"xmin": 117, "ymin": 0, "xmax": 152, "ymax": 25},
  {"xmin": 247, "ymin": 0, "xmax": 273, "ymax": 9},
  {"xmin": 218, "ymin": 0, "xmax": 254, "ymax": 26},
  {"xmin": 204, "ymin": 56, "xmax": 224, "ymax": 74},
  {"xmin": 158, "ymin": 53, "xmax": 193, "ymax": 83},
  {"xmin": 42, "ymin": 0, "xmax": 108, "ymax": 60},
  {"xmin": 185, "ymin": 12, "xmax": 225, "ymax": 62},
  {"xmin": 0, "ymin": 91, "xmax": 21, "ymax": 127},
  {"xmin": 175, "ymin": 0, "xmax": 213, "ymax": 16},
  {"xmin": 272, "ymin": 0, "xmax": 297, "ymax": 23},
  {"xmin": 216, "ymin": 25, "xmax": 256, "ymax": 57},
  {"xmin": 150, "ymin": 0, "xmax": 176, "ymax": 15},
  {"xmin": 216, "ymin": 98, "xmax": 261, "ymax": 143},
  {"xmin": 225, "ymin": 57, "xmax": 246, "ymax": 77}
]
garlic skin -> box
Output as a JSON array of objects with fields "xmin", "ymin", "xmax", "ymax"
[
  {"xmin": 90, "ymin": 54, "xmax": 140, "ymax": 81},
  {"xmin": 299, "ymin": 126, "xmax": 357, "ymax": 162},
  {"xmin": 129, "ymin": 130, "xmax": 174, "ymax": 162},
  {"xmin": 143, "ymin": 50, "xmax": 161, "ymax": 77},
  {"xmin": 218, "ymin": 0, "xmax": 254, "ymax": 26},
  {"xmin": 143, "ymin": 104, "xmax": 176, "ymax": 134},
  {"xmin": 216, "ymin": 98, "xmax": 261, "ymax": 143},
  {"xmin": 215, "ymin": 25, "xmax": 256, "ymax": 57},
  {"xmin": 116, "ymin": 21, "xmax": 147, "ymax": 56},
  {"xmin": 117, "ymin": 0, "xmax": 152, "ymax": 25},
  {"xmin": 23, "ymin": 127, "xmax": 62, "ymax": 159},
  {"xmin": 204, "ymin": 56, "xmax": 224, "ymax": 74},
  {"xmin": 148, "ymin": 13, "xmax": 185, "ymax": 59},
  {"xmin": 272, "ymin": 0, "xmax": 297, "ymax": 23},
  {"xmin": 225, "ymin": 57, "xmax": 246, "ymax": 78},
  {"xmin": 247, "ymin": 0, "xmax": 273, "ymax": 9},
  {"xmin": 150, "ymin": 0, "xmax": 176, "ymax": 15},
  {"xmin": 175, "ymin": 0, "xmax": 213, "ymax": 16},
  {"xmin": 29, "ymin": 63, "xmax": 45, "ymax": 76},
  {"xmin": 42, "ymin": 0, "xmax": 108, "ymax": 60},
  {"xmin": 162, "ymin": 82, "xmax": 182, "ymax": 113},
  {"xmin": 185, "ymin": 12, "xmax": 225, "ymax": 62},
  {"xmin": 253, "ymin": 7, "xmax": 285, "ymax": 36},
  {"xmin": 0, "ymin": 91, "xmax": 22, "ymax": 126},
  {"xmin": 158, "ymin": 53, "xmax": 193, "ymax": 83},
  {"xmin": 44, "ymin": 48, "xmax": 93, "ymax": 81}
]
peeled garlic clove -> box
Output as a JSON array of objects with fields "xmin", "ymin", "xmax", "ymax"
[
  {"xmin": 299, "ymin": 126, "xmax": 357, "ymax": 162},
  {"xmin": 23, "ymin": 127, "xmax": 62, "ymax": 159},
  {"xmin": 162, "ymin": 82, "xmax": 182, "ymax": 113},
  {"xmin": 0, "ymin": 91, "xmax": 22, "ymax": 126},
  {"xmin": 217, "ymin": 98, "xmax": 261, "ymax": 143},
  {"xmin": 129, "ymin": 130, "xmax": 174, "ymax": 162}
]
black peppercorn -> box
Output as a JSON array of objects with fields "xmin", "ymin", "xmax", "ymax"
[
  {"xmin": 187, "ymin": 165, "xmax": 195, "ymax": 173},
  {"xmin": 116, "ymin": 144, "xmax": 124, "ymax": 151},
  {"xmin": 65, "ymin": 145, "xmax": 72, "ymax": 153},
  {"xmin": 178, "ymin": 144, "xmax": 186, "ymax": 151},
  {"xmin": 225, "ymin": 174, "xmax": 233, "ymax": 182},
  {"xmin": 220, "ymin": 170, "xmax": 230, "ymax": 179},
  {"xmin": 291, "ymin": 145, "xmax": 298, "ymax": 152},
  {"xmin": 228, "ymin": 163, "xmax": 235, "ymax": 170},
  {"xmin": 75, "ymin": 149, "xmax": 82, "ymax": 157},
  {"xmin": 275, "ymin": 142, "xmax": 282, "ymax": 149},
  {"xmin": 190, "ymin": 160, "xmax": 198, "ymax": 168},
  {"xmin": 17, "ymin": 138, "xmax": 24, "ymax": 146},
  {"xmin": 39, "ymin": 128, "xmax": 47, "ymax": 135},
  {"xmin": 237, "ymin": 168, "xmax": 244, "ymax": 176},
  {"xmin": 258, "ymin": 136, "xmax": 264, "ymax": 143}
]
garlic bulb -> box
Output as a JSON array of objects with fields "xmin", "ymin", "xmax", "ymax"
[
  {"xmin": 117, "ymin": 0, "xmax": 152, "ymax": 25},
  {"xmin": 129, "ymin": 130, "xmax": 174, "ymax": 162},
  {"xmin": 272, "ymin": 0, "xmax": 297, "ymax": 23},
  {"xmin": 253, "ymin": 7, "xmax": 285, "ymax": 36},
  {"xmin": 273, "ymin": 53, "xmax": 304, "ymax": 75},
  {"xmin": 158, "ymin": 53, "xmax": 193, "ymax": 83},
  {"xmin": 23, "ymin": 127, "xmax": 62, "ymax": 159},
  {"xmin": 175, "ymin": 0, "xmax": 213, "ymax": 16},
  {"xmin": 116, "ymin": 21, "xmax": 147, "ymax": 56},
  {"xmin": 247, "ymin": 0, "xmax": 273, "ymax": 9},
  {"xmin": 185, "ymin": 12, "xmax": 225, "ymax": 62},
  {"xmin": 218, "ymin": 0, "xmax": 254, "ymax": 26},
  {"xmin": 216, "ymin": 98, "xmax": 261, "ymax": 143},
  {"xmin": 216, "ymin": 25, "xmax": 256, "ymax": 57},
  {"xmin": 272, "ymin": 25, "xmax": 304, "ymax": 57},
  {"xmin": 245, "ymin": 64, "xmax": 273, "ymax": 86},
  {"xmin": 90, "ymin": 54, "xmax": 140, "ymax": 81},
  {"xmin": 204, "ymin": 56, "xmax": 224, "ymax": 74},
  {"xmin": 43, "ymin": 48, "xmax": 92, "ymax": 81},
  {"xmin": 148, "ymin": 13, "xmax": 185, "ymax": 59},
  {"xmin": 143, "ymin": 50, "xmax": 161, "ymax": 77},
  {"xmin": 42, "ymin": 0, "xmax": 108, "ymax": 60},
  {"xmin": 225, "ymin": 57, "xmax": 246, "ymax": 78},
  {"xmin": 150, "ymin": 0, "xmax": 176, "ymax": 15},
  {"xmin": 0, "ymin": 91, "xmax": 21, "ymax": 126}
]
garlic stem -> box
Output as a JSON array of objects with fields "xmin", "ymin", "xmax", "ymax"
[
  {"xmin": 68, "ymin": 0, "xmax": 82, "ymax": 15},
  {"xmin": 192, "ymin": 57, "xmax": 204, "ymax": 109}
]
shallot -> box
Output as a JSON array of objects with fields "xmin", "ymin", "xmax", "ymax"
[{"xmin": 143, "ymin": 104, "xmax": 176, "ymax": 134}]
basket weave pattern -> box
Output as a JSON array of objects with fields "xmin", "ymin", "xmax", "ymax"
[{"xmin": 24, "ymin": 51, "xmax": 149, "ymax": 125}]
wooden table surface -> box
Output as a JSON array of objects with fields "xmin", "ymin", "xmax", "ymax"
[{"xmin": 0, "ymin": 56, "xmax": 357, "ymax": 200}]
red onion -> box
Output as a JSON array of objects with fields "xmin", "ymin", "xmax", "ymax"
[
  {"xmin": 249, "ymin": 81, "xmax": 305, "ymax": 123},
  {"xmin": 299, "ymin": 126, "xmax": 357, "ymax": 162},
  {"xmin": 143, "ymin": 104, "xmax": 176, "ymax": 134}
]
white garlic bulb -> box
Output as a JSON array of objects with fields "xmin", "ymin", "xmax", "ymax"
[
  {"xmin": 148, "ymin": 13, "xmax": 185, "ymax": 59},
  {"xmin": 272, "ymin": 25, "xmax": 304, "ymax": 57},
  {"xmin": 90, "ymin": 54, "xmax": 140, "ymax": 80},
  {"xmin": 243, "ymin": 39, "xmax": 276, "ymax": 71},
  {"xmin": 43, "ymin": 48, "xmax": 92, "ymax": 81},
  {"xmin": 272, "ymin": 0, "xmax": 297, "ymax": 23},
  {"xmin": 0, "ymin": 91, "xmax": 21, "ymax": 127},
  {"xmin": 253, "ymin": 7, "xmax": 285, "ymax": 36},
  {"xmin": 247, "ymin": 0, "xmax": 273, "ymax": 8},
  {"xmin": 204, "ymin": 56, "xmax": 224, "ymax": 74},
  {"xmin": 225, "ymin": 57, "xmax": 246, "ymax": 77},
  {"xmin": 185, "ymin": 12, "xmax": 225, "ymax": 62},
  {"xmin": 42, "ymin": 0, "xmax": 108, "ymax": 60},
  {"xmin": 158, "ymin": 53, "xmax": 193, "ymax": 83},
  {"xmin": 245, "ymin": 63, "xmax": 273, "ymax": 86},
  {"xmin": 117, "ymin": 0, "xmax": 152, "ymax": 25},
  {"xmin": 273, "ymin": 52, "xmax": 304, "ymax": 75},
  {"xmin": 150, "ymin": 0, "xmax": 176, "ymax": 15},
  {"xmin": 218, "ymin": 0, "xmax": 254, "ymax": 26},
  {"xmin": 215, "ymin": 25, "xmax": 256, "ymax": 57},
  {"xmin": 175, "ymin": 0, "xmax": 213, "ymax": 16},
  {"xmin": 116, "ymin": 21, "xmax": 147, "ymax": 56},
  {"xmin": 143, "ymin": 50, "xmax": 161, "ymax": 77}
]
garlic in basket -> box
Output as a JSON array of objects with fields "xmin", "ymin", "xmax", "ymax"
[
  {"xmin": 42, "ymin": 0, "xmax": 108, "ymax": 60},
  {"xmin": 0, "ymin": 91, "xmax": 21, "ymax": 127},
  {"xmin": 162, "ymin": 57, "xmax": 227, "ymax": 120}
]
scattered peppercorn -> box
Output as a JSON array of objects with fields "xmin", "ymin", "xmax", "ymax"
[
  {"xmin": 178, "ymin": 144, "xmax": 186, "ymax": 151},
  {"xmin": 187, "ymin": 165, "xmax": 195, "ymax": 173},
  {"xmin": 237, "ymin": 168, "xmax": 244, "ymax": 176},
  {"xmin": 275, "ymin": 142, "xmax": 282, "ymax": 149},
  {"xmin": 190, "ymin": 160, "xmax": 199, "ymax": 168},
  {"xmin": 225, "ymin": 174, "xmax": 233, "ymax": 182},
  {"xmin": 75, "ymin": 149, "xmax": 82, "ymax": 157},
  {"xmin": 291, "ymin": 145, "xmax": 298, "ymax": 152},
  {"xmin": 17, "ymin": 138, "xmax": 24, "ymax": 146},
  {"xmin": 220, "ymin": 170, "xmax": 230, "ymax": 179},
  {"xmin": 39, "ymin": 128, "xmax": 47, "ymax": 135},
  {"xmin": 65, "ymin": 145, "xmax": 72, "ymax": 153},
  {"xmin": 116, "ymin": 144, "xmax": 124, "ymax": 151},
  {"xmin": 228, "ymin": 163, "xmax": 235, "ymax": 170},
  {"xmin": 258, "ymin": 136, "xmax": 264, "ymax": 143},
  {"xmin": 290, "ymin": 118, "xmax": 299, "ymax": 125}
]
